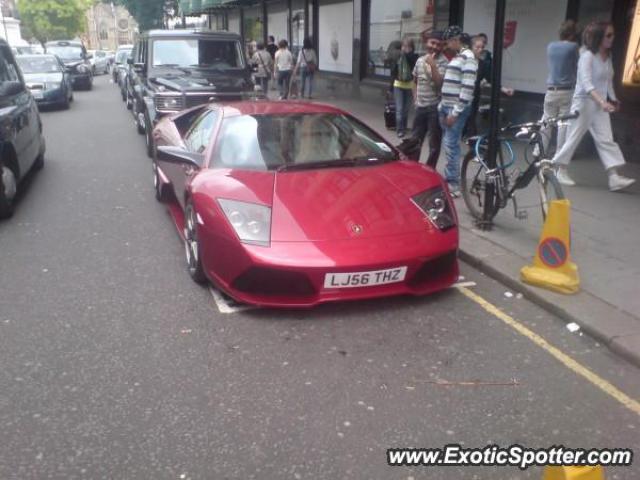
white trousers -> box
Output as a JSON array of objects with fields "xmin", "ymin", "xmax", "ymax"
[{"xmin": 553, "ymin": 97, "xmax": 626, "ymax": 171}]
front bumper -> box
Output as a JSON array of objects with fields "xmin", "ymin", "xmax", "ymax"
[
  {"xmin": 69, "ymin": 72, "xmax": 91, "ymax": 87},
  {"xmin": 200, "ymin": 225, "xmax": 459, "ymax": 308},
  {"xmin": 30, "ymin": 87, "xmax": 67, "ymax": 106}
]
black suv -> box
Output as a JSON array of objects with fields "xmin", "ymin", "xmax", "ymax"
[
  {"xmin": 0, "ymin": 39, "xmax": 46, "ymax": 218},
  {"xmin": 126, "ymin": 30, "xmax": 255, "ymax": 156},
  {"xmin": 45, "ymin": 40, "xmax": 93, "ymax": 90}
]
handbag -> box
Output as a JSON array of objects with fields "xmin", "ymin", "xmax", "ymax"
[
  {"xmin": 256, "ymin": 51, "xmax": 271, "ymax": 77},
  {"xmin": 302, "ymin": 49, "xmax": 317, "ymax": 73}
]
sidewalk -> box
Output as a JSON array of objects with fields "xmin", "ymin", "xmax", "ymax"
[{"xmin": 309, "ymin": 88, "xmax": 640, "ymax": 367}]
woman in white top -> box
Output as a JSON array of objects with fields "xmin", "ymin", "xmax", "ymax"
[
  {"xmin": 293, "ymin": 37, "xmax": 318, "ymax": 99},
  {"xmin": 251, "ymin": 41, "xmax": 273, "ymax": 94},
  {"xmin": 553, "ymin": 22, "xmax": 635, "ymax": 192},
  {"xmin": 273, "ymin": 39, "xmax": 294, "ymax": 100}
]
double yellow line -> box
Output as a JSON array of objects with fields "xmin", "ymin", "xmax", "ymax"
[{"xmin": 458, "ymin": 287, "xmax": 640, "ymax": 416}]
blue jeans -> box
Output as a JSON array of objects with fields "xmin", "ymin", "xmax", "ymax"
[
  {"xmin": 438, "ymin": 105, "xmax": 471, "ymax": 187},
  {"xmin": 277, "ymin": 70, "xmax": 292, "ymax": 99},
  {"xmin": 255, "ymin": 76, "xmax": 269, "ymax": 93},
  {"xmin": 300, "ymin": 67, "xmax": 314, "ymax": 98},
  {"xmin": 394, "ymin": 87, "xmax": 412, "ymax": 134}
]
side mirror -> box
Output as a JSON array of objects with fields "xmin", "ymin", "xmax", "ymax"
[
  {"xmin": 127, "ymin": 58, "xmax": 133, "ymax": 65},
  {"xmin": 0, "ymin": 81, "xmax": 25, "ymax": 97},
  {"xmin": 86, "ymin": 54, "xmax": 93, "ymax": 60},
  {"xmin": 133, "ymin": 62, "xmax": 146, "ymax": 74},
  {"xmin": 156, "ymin": 145, "xmax": 203, "ymax": 168}
]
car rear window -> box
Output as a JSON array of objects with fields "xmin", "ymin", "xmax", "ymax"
[{"xmin": 212, "ymin": 113, "xmax": 397, "ymax": 171}]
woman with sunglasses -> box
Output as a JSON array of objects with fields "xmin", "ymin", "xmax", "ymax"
[{"xmin": 553, "ymin": 22, "xmax": 635, "ymax": 191}]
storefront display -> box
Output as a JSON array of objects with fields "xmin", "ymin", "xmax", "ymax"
[
  {"xmin": 623, "ymin": 0, "xmax": 640, "ymax": 86},
  {"xmin": 318, "ymin": 1, "xmax": 353, "ymax": 73}
]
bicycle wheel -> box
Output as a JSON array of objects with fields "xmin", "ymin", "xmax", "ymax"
[
  {"xmin": 461, "ymin": 149, "xmax": 500, "ymax": 221},
  {"xmin": 539, "ymin": 168, "xmax": 565, "ymax": 220}
]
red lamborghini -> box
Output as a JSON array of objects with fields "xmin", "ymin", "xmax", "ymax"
[{"xmin": 152, "ymin": 101, "xmax": 458, "ymax": 307}]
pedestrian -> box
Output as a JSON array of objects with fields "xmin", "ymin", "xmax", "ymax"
[
  {"xmin": 274, "ymin": 39, "xmax": 294, "ymax": 100},
  {"xmin": 266, "ymin": 35, "xmax": 278, "ymax": 59},
  {"xmin": 411, "ymin": 31, "xmax": 447, "ymax": 167},
  {"xmin": 251, "ymin": 41, "xmax": 273, "ymax": 94},
  {"xmin": 390, "ymin": 38, "xmax": 419, "ymax": 138},
  {"xmin": 438, "ymin": 27, "xmax": 479, "ymax": 196},
  {"xmin": 552, "ymin": 22, "xmax": 635, "ymax": 191},
  {"xmin": 464, "ymin": 33, "xmax": 491, "ymax": 138},
  {"xmin": 293, "ymin": 37, "xmax": 317, "ymax": 99},
  {"xmin": 539, "ymin": 21, "xmax": 579, "ymax": 156}
]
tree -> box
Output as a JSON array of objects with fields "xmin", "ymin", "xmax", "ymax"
[
  {"xmin": 17, "ymin": 0, "xmax": 91, "ymax": 46},
  {"xmin": 111, "ymin": 0, "xmax": 176, "ymax": 31}
]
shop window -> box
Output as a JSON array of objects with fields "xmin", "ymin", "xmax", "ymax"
[
  {"xmin": 291, "ymin": 0, "xmax": 306, "ymax": 58},
  {"xmin": 367, "ymin": 0, "xmax": 435, "ymax": 78},
  {"xmin": 244, "ymin": 5, "xmax": 264, "ymax": 56},
  {"xmin": 268, "ymin": 0, "xmax": 289, "ymax": 45},
  {"xmin": 99, "ymin": 22, "xmax": 109, "ymax": 41},
  {"xmin": 318, "ymin": 0, "xmax": 353, "ymax": 74}
]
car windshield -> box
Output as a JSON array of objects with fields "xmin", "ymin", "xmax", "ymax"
[
  {"xmin": 115, "ymin": 49, "xmax": 131, "ymax": 63},
  {"xmin": 16, "ymin": 56, "xmax": 61, "ymax": 74},
  {"xmin": 47, "ymin": 45, "xmax": 83, "ymax": 61},
  {"xmin": 151, "ymin": 38, "xmax": 244, "ymax": 69},
  {"xmin": 213, "ymin": 114, "xmax": 397, "ymax": 171}
]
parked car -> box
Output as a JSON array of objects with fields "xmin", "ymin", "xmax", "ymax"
[
  {"xmin": 152, "ymin": 101, "xmax": 459, "ymax": 307},
  {"xmin": 87, "ymin": 49, "xmax": 109, "ymax": 75},
  {"xmin": 44, "ymin": 40, "xmax": 92, "ymax": 90},
  {"xmin": 0, "ymin": 39, "xmax": 46, "ymax": 218},
  {"xmin": 112, "ymin": 44, "xmax": 133, "ymax": 84},
  {"xmin": 127, "ymin": 30, "xmax": 254, "ymax": 157},
  {"xmin": 16, "ymin": 54, "xmax": 73, "ymax": 109}
]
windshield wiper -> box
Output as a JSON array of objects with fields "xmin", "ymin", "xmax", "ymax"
[{"xmin": 276, "ymin": 159, "xmax": 357, "ymax": 172}]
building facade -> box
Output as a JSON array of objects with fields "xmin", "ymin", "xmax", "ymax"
[
  {"xmin": 182, "ymin": 0, "xmax": 639, "ymax": 158},
  {"xmin": 0, "ymin": 0, "xmax": 27, "ymax": 47},
  {"xmin": 86, "ymin": 3, "xmax": 139, "ymax": 50}
]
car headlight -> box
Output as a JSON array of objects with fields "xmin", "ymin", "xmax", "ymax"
[
  {"xmin": 411, "ymin": 186, "xmax": 456, "ymax": 231},
  {"xmin": 76, "ymin": 64, "xmax": 89, "ymax": 73},
  {"xmin": 218, "ymin": 199, "xmax": 272, "ymax": 246}
]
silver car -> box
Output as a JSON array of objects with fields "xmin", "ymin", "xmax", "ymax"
[{"xmin": 87, "ymin": 49, "xmax": 109, "ymax": 75}]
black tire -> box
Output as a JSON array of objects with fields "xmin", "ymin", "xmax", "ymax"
[
  {"xmin": 0, "ymin": 161, "xmax": 17, "ymax": 219},
  {"xmin": 144, "ymin": 114, "xmax": 154, "ymax": 158},
  {"xmin": 184, "ymin": 202, "xmax": 207, "ymax": 284},
  {"xmin": 153, "ymin": 162, "xmax": 170, "ymax": 202},
  {"xmin": 460, "ymin": 149, "xmax": 499, "ymax": 222},
  {"xmin": 61, "ymin": 95, "xmax": 70, "ymax": 110},
  {"xmin": 33, "ymin": 152, "xmax": 44, "ymax": 171},
  {"xmin": 539, "ymin": 168, "xmax": 565, "ymax": 221}
]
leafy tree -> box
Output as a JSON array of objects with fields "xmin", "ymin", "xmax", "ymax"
[{"xmin": 17, "ymin": 0, "xmax": 92, "ymax": 45}]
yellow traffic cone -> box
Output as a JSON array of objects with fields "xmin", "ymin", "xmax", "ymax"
[
  {"xmin": 521, "ymin": 199, "xmax": 580, "ymax": 294},
  {"xmin": 542, "ymin": 466, "xmax": 605, "ymax": 480}
]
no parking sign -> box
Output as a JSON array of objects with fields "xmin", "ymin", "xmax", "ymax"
[{"xmin": 538, "ymin": 237, "xmax": 568, "ymax": 268}]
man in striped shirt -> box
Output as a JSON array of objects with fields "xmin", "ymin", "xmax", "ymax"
[{"xmin": 438, "ymin": 26, "xmax": 479, "ymax": 195}]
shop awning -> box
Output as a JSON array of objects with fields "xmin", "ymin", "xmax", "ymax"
[{"xmin": 182, "ymin": 0, "xmax": 257, "ymax": 15}]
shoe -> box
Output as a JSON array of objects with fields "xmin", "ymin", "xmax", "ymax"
[
  {"xmin": 555, "ymin": 168, "xmax": 576, "ymax": 186},
  {"xmin": 448, "ymin": 184, "xmax": 461, "ymax": 198},
  {"xmin": 397, "ymin": 131, "xmax": 405, "ymax": 139},
  {"xmin": 608, "ymin": 173, "xmax": 636, "ymax": 192}
]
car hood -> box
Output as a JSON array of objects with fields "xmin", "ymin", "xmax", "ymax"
[
  {"xmin": 24, "ymin": 72, "xmax": 63, "ymax": 84},
  {"xmin": 271, "ymin": 162, "xmax": 444, "ymax": 242},
  {"xmin": 61, "ymin": 60, "xmax": 85, "ymax": 67},
  {"xmin": 150, "ymin": 69, "xmax": 252, "ymax": 93}
]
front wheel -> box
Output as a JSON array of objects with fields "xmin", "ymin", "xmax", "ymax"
[
  {"xmin": 184, "ymin": 202, "xmax": 207, "ymax": 284},
  {"xmin": 144, "ymin": 114, "xmax": 154, "ymax": 158},
  {"xmin": 460, "ymin": 149, "xmax": 499, "ymax": 222},
  {"xmin": 539, "ymin": 168, "xmax": 565, "ymax": 220},
  {"xmin": 0, "ymin": 162, "xmax": 17, "ymax": 219}
]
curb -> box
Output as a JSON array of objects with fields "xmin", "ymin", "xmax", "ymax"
[{"xmin": 458, "ymin": 241, "xmax": 640, "ymax": 369}]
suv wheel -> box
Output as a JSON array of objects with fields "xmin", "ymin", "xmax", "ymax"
[
  {"xmin": 144, "ymin": 114, "xmax": 154, "ymax": 158},
  {"xmin": 0, "ymin": 162, "xmax": 17, "ymax": 219}
]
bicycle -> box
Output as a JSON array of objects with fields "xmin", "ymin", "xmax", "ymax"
[{"xmin": 460, "ymin": 112, "xmax": 579, "ymax": 223}]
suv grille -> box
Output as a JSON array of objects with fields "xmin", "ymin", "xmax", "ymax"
[{"xmin": 154, "ymin": 95, "xmax": 185, "ymax": 112}]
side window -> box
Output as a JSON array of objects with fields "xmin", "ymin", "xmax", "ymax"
[
  {"xmin": 0, "ymin": 47, "xmax": 21, "ymax": 83},
  {"xmin": 184, "ymin": 110, "xmax": 218, "ymax": 155}
]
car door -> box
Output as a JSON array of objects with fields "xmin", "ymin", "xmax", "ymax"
[
  {"xmin": 0, "ymin": 45, "xmax": 37, "ymax": 176},
  {"xmin": 164, "ymin": 108, "xmax": 218, "ymax": 209}
]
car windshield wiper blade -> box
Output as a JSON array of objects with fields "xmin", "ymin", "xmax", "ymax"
[{"xmin": 276, "ymin": 158, "xmax": 358, "ymax": 172}]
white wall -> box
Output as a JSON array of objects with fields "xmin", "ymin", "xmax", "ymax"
[
  {"xmin": 463, "ymin": 0, "xmax": 569, "ymax": 94},
  {"xmin": 228, "ymin": 11, "xmax": 241, "ymax": 34},
  {"xmin": 318, "ymin": 2, "xmax": 353, "ymax": 73}
]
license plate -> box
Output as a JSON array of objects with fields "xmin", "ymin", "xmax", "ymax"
[
  {"xmin": 32, "ymin": 90, "xmax": 43, "ymax": 99},
  {"xmin": 324, "ymin": 266, "xmax": 408, "ymax": 289}
]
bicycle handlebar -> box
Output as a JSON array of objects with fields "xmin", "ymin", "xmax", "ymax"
[{"xmin": 501, "ymin": 111, "xmax": 579, "ymax": 133}]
